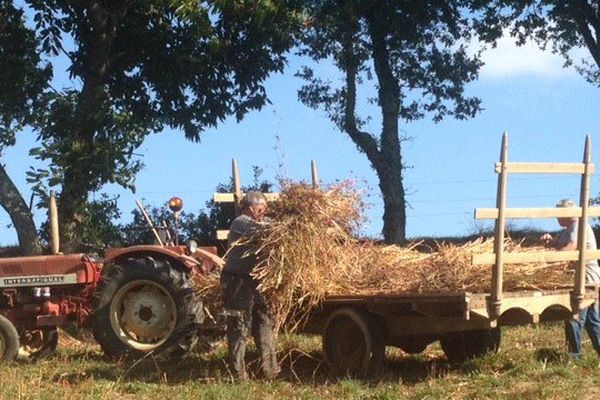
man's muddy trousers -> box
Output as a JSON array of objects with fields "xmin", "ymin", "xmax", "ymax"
[{"xmin": 220, "ymin": 272, "xmax": 279, "ymax": 380}]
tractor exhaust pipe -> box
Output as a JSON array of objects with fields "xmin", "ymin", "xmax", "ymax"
[{"xmin": 49, "ymin": 191, "xmax": 60, "ymax": 254}]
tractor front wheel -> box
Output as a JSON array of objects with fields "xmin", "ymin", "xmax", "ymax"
[
  {"xmin": 0, "ymin": 315, "xmax": 19, "ymax": 363},
  {"xmin": 92, "ymin": 257, "xmax": 203, "ymax": 361}
]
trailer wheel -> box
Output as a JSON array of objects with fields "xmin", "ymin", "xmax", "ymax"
[
  {"xmin": 465, "ymin": 328, "xmax": 501, "ymax": 357},
  {"xmin": 323, "ymin": 308, "xmax": 385, "ymax": 378},
  {"xmin": 0, "ymin": 315, "xmax": 19, "ymax": 363},
  {"xmin": 440, "ymin": 328, "xmax": 501, "ymax": 364},
  {"xmin": 20, "ymin": 328, "xmax": 59, "ymax": 360},
  {"xmin": 92, "ymin": 257, "xmax": 203, "ymax": 360}
]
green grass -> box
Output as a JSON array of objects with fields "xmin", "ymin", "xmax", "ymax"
[{"xmin": 3, "ymin": 324, "xmax": 600, "ymax": 399}]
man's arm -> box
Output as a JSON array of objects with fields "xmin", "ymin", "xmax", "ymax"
[
  {"xmin": 557, "ymin": 240, "xmax": 577, "ymax": 251},
  {"xmin": 558, "ymin": 226, "xmax": 579, "ymax": 251},
  {"xmin": 540, "ymin": 232, "xmax": 576, "ymax": 250}
]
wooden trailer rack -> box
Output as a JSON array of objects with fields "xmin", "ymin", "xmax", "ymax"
[{"xmin": 217, "ymin": 136, "xmax": 600, "ymax": 377}]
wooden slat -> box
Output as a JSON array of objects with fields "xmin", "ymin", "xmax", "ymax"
[
  {"xmin": 472, "ymin": 250, "xmax": 600, "ymax": 265},
  {"xmin": 213, "ymin": 192, "xmax": 280, "ymax": 203},
  {"xmin": 494, "ymin": 162, "xmax": 596, "ymax": 174},
  {"xmin": 475, "ymin": 207, "xmax": 600, "ymax": 220},
  {"xmin": 470, "ymin": 292, "xmax": 597, "ymax": 320},
  {"xmin": 213, "ymin": 193, "xmax": 235, "ymax": 202}
]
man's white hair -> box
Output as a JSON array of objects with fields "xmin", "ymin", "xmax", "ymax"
[
  {"xmin": 241, "ymin": 191, "xmax": 267, "ymax": 208},
  {"xmin": 556, "ymin": 199, "xmax": 576, "ymax": 208}
]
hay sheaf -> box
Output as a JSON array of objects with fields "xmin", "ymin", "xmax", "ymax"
[{"xmin": 244, "ymin": 182, "xmax": 575, "ymax": 331}]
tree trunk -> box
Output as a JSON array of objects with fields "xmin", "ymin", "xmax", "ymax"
[
  {"xmin": 58, "ymin": 170, "xmax": 88, "ymax": 254},
  {"xmin": 376, "ymin": 160, "xmax": 406, "ymax": 244},
  {"xmin": 58, "ymin": 1, "xmax": 124, "ymax": 253},
  {"xmin": 366, "ymin": 6, "xmax": 406, "ymax": 244},
  {"xmin": 0, "ymin": 164, "xmax": 42, "ymax": 255},
  {"xmin": 338, "ymin": 2, "xmax": 407, "ymax": 244}
]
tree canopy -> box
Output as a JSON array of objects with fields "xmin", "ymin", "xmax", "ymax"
[
  {"xmin": 0, "ymin": 0, "xmax": 51, "ymax": 254},
  {"xmin": 485, "ymin": 0, "xmax": 600, "ymax": 86},
  {"xmin": 296, "ymin": 0, "xmax": 487, "ymax": 243},
  {"xmin": 0, "ymin": 0, "xmax": 300, "ymax": 252}
]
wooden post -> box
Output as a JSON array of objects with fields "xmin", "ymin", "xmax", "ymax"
[
  {"xmin": 573, "ymin": 135, "xmax": 592, "ymax": 314},
  {"xmin": 49, "ymin": 191, "xmax": 60, "ymax": 254},
  {"xmin": 232, "ymin": 158, "xmax": 242, "ymax": 215},
  {"xmin": 311, "ymin": 160, "xmax": 320, "ymax": 189},
  {"xmin": 490, "ymin": 133, "xmax": 509, "ymax": 318}
]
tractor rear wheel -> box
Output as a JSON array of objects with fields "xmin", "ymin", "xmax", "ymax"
[
  {"xmin": 92, "ymin": 257, "xmax": 203, "ymax": 361},
  {"xmin": 0, "ymin": 315, "xmax": 19, "ymax": 363}
]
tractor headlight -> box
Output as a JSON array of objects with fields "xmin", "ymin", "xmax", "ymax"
[{"xmin": 187, "ymin": 240, "xmax": 198, "ymax": 254}]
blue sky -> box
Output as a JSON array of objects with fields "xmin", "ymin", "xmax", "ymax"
[{"xmin": 1, "ymin": 33, "xmax": 600, "ymax": 245}]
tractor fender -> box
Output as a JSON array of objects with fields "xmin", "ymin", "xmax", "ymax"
[
  {"xmin": 192, "ymin": 249, "xmax": 224, "ymax": 272},
  {"xmin": 104, "ymin": 246, "xmax": 200, "ymax": 272}
]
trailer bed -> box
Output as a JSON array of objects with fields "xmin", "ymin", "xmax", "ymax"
[{"xmin": 302, "ymin": 287, "xmax": 599, "ymax": 337}]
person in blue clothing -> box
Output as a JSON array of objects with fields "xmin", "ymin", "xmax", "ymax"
[
  {"xmin": 540, "ymin": 199, "xmax": 600, "ymax": 359},
  {"xmin": 220, "ymin": 191, "xmax": 279, "ymax": 380}
]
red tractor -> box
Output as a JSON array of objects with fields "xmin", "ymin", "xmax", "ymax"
[
  {"xmin": 0, "ymin": 195, "xmax": 222, "ymax": 362},
  {"xmin": 0, "ymin": 252, "xmax": 101, "ymax": 361}
]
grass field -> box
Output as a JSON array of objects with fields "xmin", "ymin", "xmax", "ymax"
[{"xmin": 2, "ymin": 324, "xmax": 600, "ymax": 400}]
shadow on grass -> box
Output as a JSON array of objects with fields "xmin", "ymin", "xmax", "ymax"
[
  {"xmin": 51, "ymin": 347, "xmax": 470, "ymax": 386},
  {"xmin": 380, "ymin": 355, "xmax": 451, "ymax": 385},
  {"xmin": 50, "ymin": 353, "xmax": 232, "ymax": 385},
  {"xmin": 535, "ymin": 348, "xmax": 565, "ymax": 364},
  {"xmin": 53, "ymin": 349, "xmax": 454, "ymax": 385}
]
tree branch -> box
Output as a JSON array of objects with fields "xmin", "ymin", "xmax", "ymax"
[
  {"xmin": 571, "ymin": 0, "xmax": 600, "ymax": 67},
  {"xmin": 343, "ymin": 52, "xmax": 380, "ymax": 160},
  {"xmin": 340, "ymin": 4, "xmax": 381, "ymax": 165},
  {"xmin": 575, "ymin": 0, "xmax": 600, "ymax": 36},
  {"xmin": 0, "ymin": 163, "xmax": 41, "ymax": 255},
  {"xmin": 364, "ymin": 6, "xmax": 400, "ymax": 156}
]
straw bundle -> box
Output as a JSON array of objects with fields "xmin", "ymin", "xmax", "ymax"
[
  {"xmin": 243, "ymin": 182, "xmax": 576, "ymax": 331},
  {"xmin": 190, "ymin": 264, "xmax": 223, "ymax": 325}
]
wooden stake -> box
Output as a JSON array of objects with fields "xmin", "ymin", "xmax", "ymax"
[
  {"xmin": 49, "ymin": 191, "xmax": 60, "ymax": 254},
  {"xmin": 311, "ymin": 160, "xmax": 320, "ymax": 189},
  {"xmin": 490, "ymin": 133, "xmax": 509, "ymax": 318},
  {"xmin": 574, "ymin": 135, "xmax": 592, "ymax": 314},
  {"xmin": 232, "ymin": 158, "xmax": 242, "ymax": 214}
]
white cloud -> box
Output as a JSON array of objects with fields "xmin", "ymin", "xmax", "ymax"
[{"xmin": 479, "ymin": 34, "xmax": 577, "ymax": 79}]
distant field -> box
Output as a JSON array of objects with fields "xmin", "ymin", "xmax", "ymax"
[{"xmin": 2, "ymin": 324, "xmax": 600, "ymax": 399}]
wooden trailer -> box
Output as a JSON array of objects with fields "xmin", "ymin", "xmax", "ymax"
[
  {"xmin": 300, "ymin": 287, "xmax": 598, "ymax": 377},
  {"xmin": 216, "ymin": 135, "xmax": 600, "ymax": 377}
]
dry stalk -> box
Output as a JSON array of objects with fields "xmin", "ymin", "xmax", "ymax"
[{"xmin": 196, "ymin": 182, "xmax": 577, "ymax": 333}]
